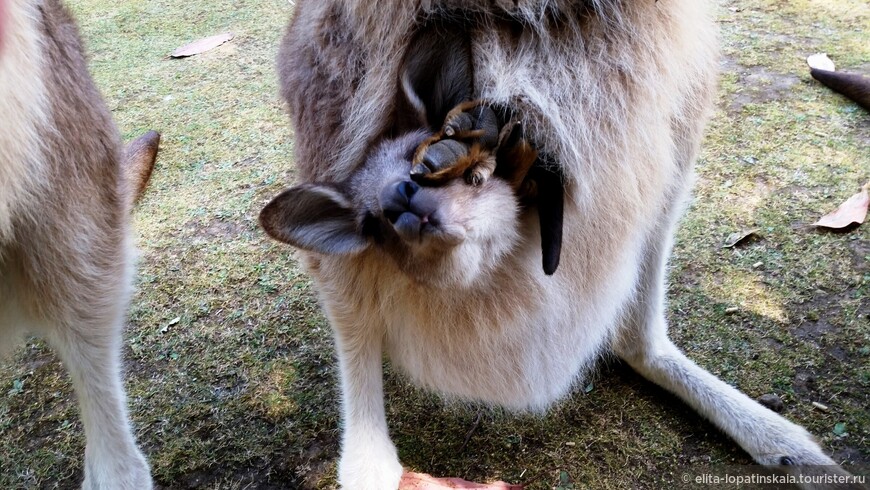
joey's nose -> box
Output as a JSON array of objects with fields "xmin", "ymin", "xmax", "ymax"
[
  {"xmin": 380, "ymin": 180, "xmax": 438, "ymax": 240},
  {"xmin": 381, "ymin": 180, "xmax": 421, "ymax": 224},
  {"xmin": 396, "ymin": 180, "xmax": 419, "ymax": 202}
]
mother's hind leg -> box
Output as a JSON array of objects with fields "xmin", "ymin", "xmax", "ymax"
[
  {"xmin": 14, "ymin": 244, "xmax": 153, "ymax": 490},
  {"xmin": 612, "ymin": 176, "xmax": 836, "ymax": 468},
  {"xmin": 44, "ymin": 318, "xmax": 152, "ymax": 489}
]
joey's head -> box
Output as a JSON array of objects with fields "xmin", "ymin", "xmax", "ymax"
[
  {"xmin": 262, "ymin": 18, "xmax": 563, "ymax": 285},
  {"xmin": 260, "ymin": 130, "xmax": 524, "ymax": 288}
]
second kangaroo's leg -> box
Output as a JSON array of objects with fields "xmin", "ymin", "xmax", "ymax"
[{"xmin": 613, "ymin": 173, "xmax": 836, "ymax": 468}]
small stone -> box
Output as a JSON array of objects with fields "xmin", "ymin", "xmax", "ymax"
[
  {"xmin": 757, "ymin": 394, "xmax": 784, "ymax": 413},
  {"xmin": 811, "ymin": 401, "xmax": 830, "ymax": 413}
]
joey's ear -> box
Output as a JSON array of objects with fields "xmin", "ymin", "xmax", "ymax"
[
  {"xmin": 398, "ymin": 21, "xmax": 474, "ymax": 131},
  {"xmin": 528, "ymin": 164, "xmax": 564, "ymax": 276},
  {"xmin": 259, "ymin": 184, "xmax": 368, "ymax": 255}
]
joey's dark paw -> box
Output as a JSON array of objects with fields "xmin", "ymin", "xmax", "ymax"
[
  {"xmin": 411, "ymin": 100, "xmax": 532, "ymax": 188},
  {"xmin": 442, "ymin": 101, "xmax": 500, "ymax": 147},
  {"xmin": 410, "ymin": 139, "xmax": 469, "ymax": 180}
]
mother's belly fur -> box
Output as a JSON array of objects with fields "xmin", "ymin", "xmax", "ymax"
[{"xmin": 381, "ymin": 234, "xmax": 643, "ymax": 410}]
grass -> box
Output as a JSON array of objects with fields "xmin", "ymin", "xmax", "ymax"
[{"xmin": 1, "ymin": 0, "xmax": 868, "ymax": 488}]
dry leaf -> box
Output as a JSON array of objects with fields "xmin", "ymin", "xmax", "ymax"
[
  {"xmin": 400, "ymin": 472, "xmax": 523, "ymax": 490},
  {"xmin": 159, "ymin": 316, "xmax": 180, "ymax": 334},
  {"xmin": 722, "ymin": 228, "xmax": 760, "ymax": 248},
  {"xmin": 813, "ymin": 183, "xmax": 869, "ymax": 230},
  {"xmin": 171, "ymin": 33, "xmax": 234, "ymax": 58},
  {"xmin": 806, "ymin": 53, "xmax": 836, "ymax": 72}
]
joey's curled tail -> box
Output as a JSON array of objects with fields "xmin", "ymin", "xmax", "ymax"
[
  {"xmin": 810, "ymin": 68, "xmax": 870, "ymax": 112},
  {"xmin": 528, "ymin": 163, "xmax": 564, "ymax": 276}
]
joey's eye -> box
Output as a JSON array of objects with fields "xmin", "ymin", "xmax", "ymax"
[{"xmin": 465, "ymin": 170, "xmax": 483, "ymax": 187}]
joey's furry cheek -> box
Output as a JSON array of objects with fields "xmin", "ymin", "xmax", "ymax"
[
  {"xmin": 528, "ymin": 165, "xmax": 564, "ymax": 275},
  {"xmin": 259, "ymin": 184, "xmax": 368, "ymax": 255}
]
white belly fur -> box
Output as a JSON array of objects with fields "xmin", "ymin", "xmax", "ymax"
[
  {"xmin": 0, "ymin": 0, "xmax": 49, "ymax": 244},
  {"xmin": 375, "ymin": 210, "xmax": 646, "ymax": 411}
]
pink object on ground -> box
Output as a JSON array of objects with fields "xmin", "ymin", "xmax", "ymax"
[{"xmin": 400, "ymin": 471, "xmax": 524, "ymax": 489}]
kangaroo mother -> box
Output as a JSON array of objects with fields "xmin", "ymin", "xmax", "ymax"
[{"xmin": 262, "ymin": 1, "xmax": 840, "ymax": 488}]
